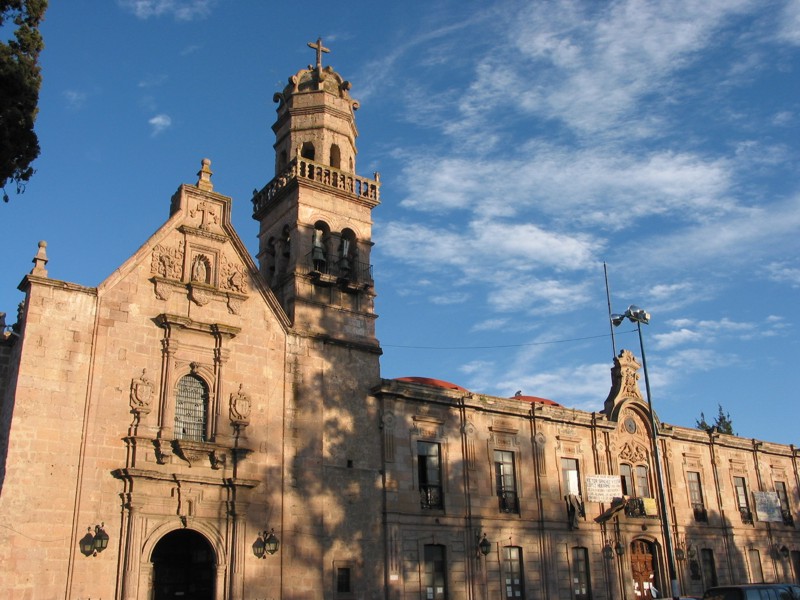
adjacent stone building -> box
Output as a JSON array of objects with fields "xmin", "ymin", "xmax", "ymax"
[{"xmin": 1, "ymin": 41, "xmax": 798, "ymax": 600}]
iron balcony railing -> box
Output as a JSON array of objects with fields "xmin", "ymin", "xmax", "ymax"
[
  {"xmin": 693, "ymin": 505, "xmax": 708, "ymax": 522},
  {"xmin": 306, "ymin": 251, "xmax": 373, "ymax": 285},
  {"xmin": 781, "ymin": 509, "xmax": 794, "ymax": 526},
  {"xmin": 624, "ymin": 497, "xmax": 659, "ymax": 519},
  {"xmin": 739, "ymin": 507, "xmax": 754, "ymax": 524},
  {"xmin": 420, "ymin": 485, "xmax": 443, "ymax": 510},
  {"xmin": 498, "ymin": 490, "xmax": 519, "ymax": 514}
]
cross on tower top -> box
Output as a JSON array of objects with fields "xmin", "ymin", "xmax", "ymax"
[{"xmin": 307, "ymin": 37, "xmax": 330, "ymax": 69}]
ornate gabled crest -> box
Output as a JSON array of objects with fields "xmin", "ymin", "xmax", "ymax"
[{"xmin": 603, "ymin": 349, "xmax": 643, "ymax": 419}]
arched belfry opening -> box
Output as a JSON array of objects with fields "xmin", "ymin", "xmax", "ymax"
[
  {"xmin": 330, "ymin": 143, "xmax": 341, "ymax": 169},
  {"xmin": 300, "ymin": 141, "xmax": 315, "ymax": 161},
  {"xmin": 151, "ymin": 529, "xmax": 216, "ymax": 600}
]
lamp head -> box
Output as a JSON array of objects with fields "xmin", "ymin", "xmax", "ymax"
[
  {"xmin": 610, "ymin": 313, "xmax": 626, "ymax": 327},
  {"xmin": 626, "ymin": 305, "xmax": 650, "ymax": 324}
]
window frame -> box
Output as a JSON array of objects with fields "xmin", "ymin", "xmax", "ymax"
[
  {"xmin": 418, "ymin": 441, "xmax": 444, "ymax": 510},
  {"xmin": 174, "ymin": 373, "xmax": 209, "ymax": 442},
  {"xmin": 502, "ymin": 546, "xmax": 524, "ymax": 599},
  {"xmin": 571, "ymin": 546, "xmax": 592, "ymax": 600},
  {"xmin": 423, "ymin": 544, "xmax": 448, "ymax": 600},
  {"xmin": 561, "ymin": 457, "xmax": 582, "ymax": 498},
  {"xmin": 687, "ymin": 471, "xmax": 708, "ymax": 522},
  {"xmin": 733, "ymin": 476, "xmax": 753, "ymax": 524},
  {"xmin": 494, "ymin": 450, "xmax": 519, "ymax": 514}
]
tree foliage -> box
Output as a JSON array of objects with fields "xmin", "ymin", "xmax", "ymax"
[
  {"xmin": 0, "ymin": 0, "xmax": 47, "ymax": 202},
  {"xmin": 696, "ymin": 403, "xmax": 735, "ymax": 435}
]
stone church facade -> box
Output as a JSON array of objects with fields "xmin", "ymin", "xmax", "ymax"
[{"xmin": 1, "ymin": 42, "xmax": 798, "ymax": 600}]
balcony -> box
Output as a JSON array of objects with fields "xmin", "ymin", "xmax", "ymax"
[
  {"xmin": 306, "ymin": 251, "xmax": 373, "ymax": 287},
  {"xmin": 781, "ymin": 509, "xmax": 794, "ymax": 526},
  {"xmin": 739, "ymin": 507, "xmax": 753, "ymax": 524},
  {"xmin": 420, "ymin": 485, "xmax": 443, "ymax": 510},
  {"xmin": 692, "ymin": 505, "xmax": 708, "ymax": 522},
  {"xmin": 624, "ymin": 497, "xmax": 659, "ymax": 519},
  {"xmin": 498, "ymin": 490, "xmax": 519, "ymax": 514}
]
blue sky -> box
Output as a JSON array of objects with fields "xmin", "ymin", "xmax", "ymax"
[{"xmin": 2, "ymin": 0, "xmax": 799, "ymax": 444}]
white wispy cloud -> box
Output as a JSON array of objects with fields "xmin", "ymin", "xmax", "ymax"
[
  {"xmin": 118, "ymin": 0, "xmax": 215, "ymax": 21},
  {"xmin": 63, "ymin": 90, "xmax": 88, "ymax": 110},
  {"xmin": 148, "ymin": 114, "xmax": 172, "ymax": 136},
  {"xmin": 138, "ymin": 74, "xmax": 168, "ymax": 88},
  {"xmin": 766, "ymin": 262, "xmax": 800, "ymax": 287}
]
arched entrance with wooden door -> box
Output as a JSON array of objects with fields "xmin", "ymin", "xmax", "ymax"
[
  {"xmin": 630, "ymin": 539, "xmax": 660, "ymax": 599},
  {"xmin": 151, "ymin": 528, "xmax": 216, "ymax": 600}
]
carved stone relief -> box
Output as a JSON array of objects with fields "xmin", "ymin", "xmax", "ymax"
[
  {"xmin": 229, "ymin": 384, "xmax": 251, "ymax": 426},
  {"xmin": 190, "ymin": 200, "xmax": 219, "ymax": 231},
  {"xmin": 619, "ymin": 441, "xmax": 648, "ymax": 464},
  {"xmin": 130, "ymin": 369, "xmax": 154, "ymax": 415},
  {"xmin": 220, "ymin": 254, "xmax": 249, "ymax": 294},
  {"xmin": 151, "ymin": 241, "xmax": 185, "ymax": 280}
]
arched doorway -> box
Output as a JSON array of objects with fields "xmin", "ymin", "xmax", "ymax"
[
  {"xmin": 630, "ymin": 539, "xmax": 659, "ymax": 599},
  {"xmin": 152, "ymin": 529, "xmax": 216, "ymax": 600}
]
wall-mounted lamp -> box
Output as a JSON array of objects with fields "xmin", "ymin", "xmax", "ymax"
[
  {"xmin": 79, "ymin": 523, "xmax": 109, "ymax": 557},
  {"xmin": 773, "ymin": 544, "xmax": 790, "ymax": 560},
  {"xmin": 252, "ymin": 528, "xmax": 280, "ymax": 558},
  {"xmin": 602, "ymin": 541, "xmax": 626, "ymax": 559},
  {"xmin": 477, "ymin": 533, "xmax": 491, "ymax": 558}
]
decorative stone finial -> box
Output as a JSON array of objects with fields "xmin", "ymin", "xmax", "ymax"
[
  {"xmin": 31, "ymin": 240, "xmax": 48, "ymax": 277},
  {"xmin": 196, "ymin": 158, "xmax": 213, "ymax": 191}
]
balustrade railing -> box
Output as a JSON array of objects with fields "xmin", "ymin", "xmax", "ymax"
[
  {"xmin": 498, "ymin": 490, "xmax": 519, "ymax": 514},
  {"xmin": 253, "ymin": 158, "xmax": 380, "ymax": 216}
]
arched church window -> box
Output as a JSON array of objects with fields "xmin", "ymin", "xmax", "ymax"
[
  {"xmin": 301, "ymin": 142, "xmax": 315, "ymax": 161},
  {"xmin": 330, "ymin": 144, "xmax": 341, "ymax": 169},
  {"xmin": 174, "ymin": 374, "xmax": 208, "ymax": 441}
]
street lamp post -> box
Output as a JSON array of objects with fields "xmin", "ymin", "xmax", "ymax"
[{"xmin": 611, "ymin": 306, "xmax": 680, "ymax": 600}]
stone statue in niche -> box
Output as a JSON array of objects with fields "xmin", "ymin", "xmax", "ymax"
[
  {"xmin": 191, "ymin": 255, "xmax": 210, "ymax": 284},
  {"xmin": 130, "ymin": 369, "xmax": 154, "ymax": 415},
  {"xmin": 229, "ymin": 384, "xmax": 251, "ymax": 426}
]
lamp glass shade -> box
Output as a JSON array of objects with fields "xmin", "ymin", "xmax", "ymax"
[
  {"xmin": 93, "ymin": 526, "xmax": 109, "ymax": 553},
  {"xmin": 264, "ymin": 531, "xmax": 279, "ymax": 555},
  {"xmin": 602, "ymin": 544, "xmax": 614, "ymax": 560},
  {"xmin": 615, "ymin": 542, "xmax": 625, "ymax": 556},
  {"xmin": 252, "ymin": 536, "xmax": 266, "ymax": 559},
  {"xmin": 79, "ymin": 529, "xmax": 95, "ymax": 557},
  {"xmin": 478, "ymin": 536, "xmax": 491, "ymax": 556}
]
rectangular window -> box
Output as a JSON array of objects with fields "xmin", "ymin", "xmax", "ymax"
[
  {"xmin": 495, "ymin": 450, "xmax": 519, "ymax": 513},
  {"xmin": 571, "ymin": 546, "xmax": 592, "ymax": 600},
  {"xmin": 503, "ymin": 546, "xmax": 524, "ymax": 599},
  {"xmin": 418, "ymin": 442, "xmax": 443, "ymax": 509},
  {"xmin": 336, "ymin": 568, "xmax": 351, "ymax": 594},
  {"xmin": 733, "ymin": 477, "xmax": 752, "ymax": 524},
  {"xmin": 424, "ymin": 544, "xmax": 447, "ymax": 600},
  {"xmin": 620, "ymin": 464, "xmax": 634, "ymax": 496},
  {"xmin": 634, "ymin": 465, "xmax": 650, "ymax": 497},
  {"xmin": 775, "ymin": 481, "xmax": 793, "ymax": 525},
  {"xmin": 748, "ymin": 548, "xmax": 763, "ymax": 583},
  {"xmin": 562, "ymin": 458, "xmax": 581, "ymax": 497},
  {"xmin": 700, "ymin": 548, "xmax": 718, "ymax": 588},
  {"xmin": 687, "ymin": 472, "xmax": 708, "ymax": 522}
]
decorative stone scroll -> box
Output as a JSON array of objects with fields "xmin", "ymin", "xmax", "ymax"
[{"xmin": 619, "ymin": 441, "xmax": 648, "ymax": 464}]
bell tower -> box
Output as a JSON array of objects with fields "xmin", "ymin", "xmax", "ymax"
[{"xmin": 252, "ymin": 39, "xmax": 380, "ymax": 346}]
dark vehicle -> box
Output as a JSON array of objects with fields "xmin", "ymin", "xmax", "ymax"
[{"xmin": 703, "ymin": 584, "xmax": 798, "ymax": 600}]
